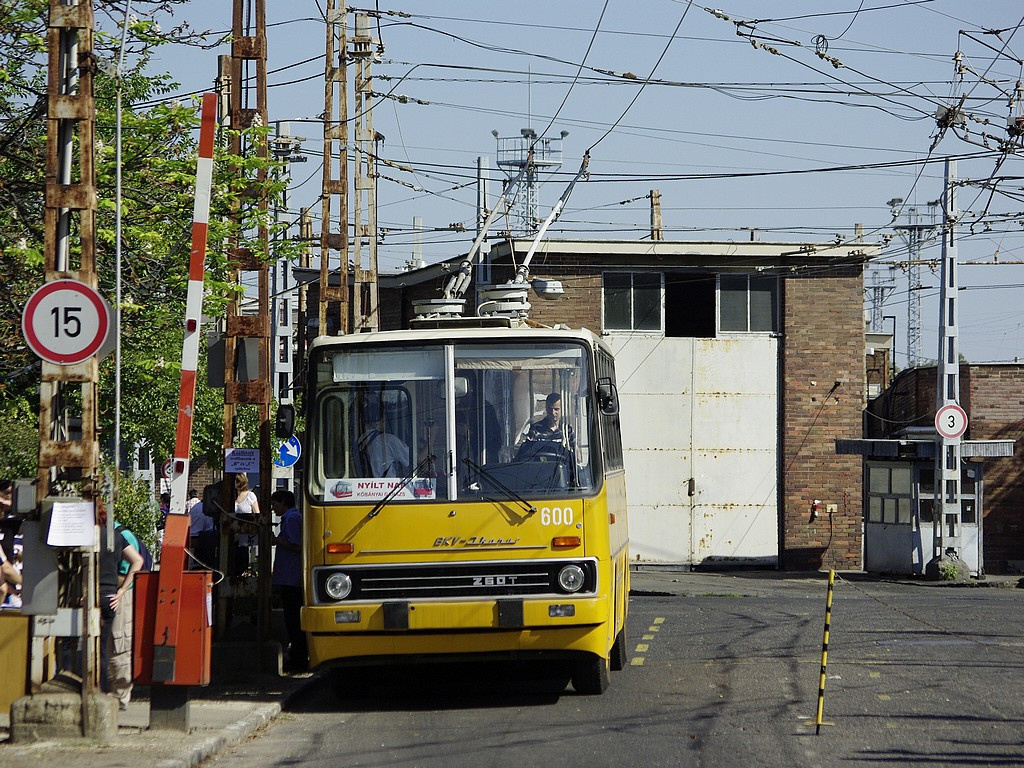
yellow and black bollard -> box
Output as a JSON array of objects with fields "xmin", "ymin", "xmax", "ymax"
[{"xmin": 814, "ymin": 569, "xmax": 835, "ymax": 734}]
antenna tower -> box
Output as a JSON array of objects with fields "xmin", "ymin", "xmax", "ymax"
[
  {"xmin": 493, "ymin": 128, "xmax": 566, "ymax": 235},
  {"xmin": 892, "ymin": 200, "xmax": 940, "ymax": 367}
]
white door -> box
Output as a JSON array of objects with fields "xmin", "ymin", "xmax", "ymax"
[{"xmin": 607, "ymin": 335, "xmax": 779, "ymax": 566}]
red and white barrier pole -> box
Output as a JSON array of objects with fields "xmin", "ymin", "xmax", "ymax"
[
  {"xmin": 168, "ymin": 91, "xmax": 217, "ymax": 517},
  {"xmin": 151, "ymin": 93, "xmax": 217, "ymax": 684}
]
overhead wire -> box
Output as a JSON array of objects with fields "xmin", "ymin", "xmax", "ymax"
[
  {"xmin": 120, "ymin": 5, "xmax": 1024, "ymax": 288},
  {"xmin": 532, "ymin": 0, "xmax": 609, "ymax": 144},
  {"xmin": 587, "ymin": 0, "xmax": 694, "ymax": 154}
]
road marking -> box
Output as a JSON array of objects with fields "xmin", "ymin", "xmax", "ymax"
[{"xmin": 631, "ymin": 617, "xmax": 665, "ymax": 666}]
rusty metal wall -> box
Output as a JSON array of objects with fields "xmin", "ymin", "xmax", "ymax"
[{"xmin": 607, "ymin": 335, "xmax": 779, "ymax": 566}]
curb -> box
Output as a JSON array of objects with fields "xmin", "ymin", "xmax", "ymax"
[
  {"xmin": 151, "ymin": 673, "xmax": 316, "ymax": 768},
  {"xmin": 150, "ymin": 701, "xmax": 282, "ymax": 768}
]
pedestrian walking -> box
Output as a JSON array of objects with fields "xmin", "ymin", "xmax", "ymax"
[{"xmin": 271, "ymin": 490, "xmax": 306, "ymax": 671}]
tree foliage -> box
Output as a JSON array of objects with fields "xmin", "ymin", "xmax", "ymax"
[
  {"xmin": 0, "ymin": 2, "xmax": 300, "ymax": 478},
  {"xmin": 109, "ymin": 468, "xmax": 160, "ymax": 554}
]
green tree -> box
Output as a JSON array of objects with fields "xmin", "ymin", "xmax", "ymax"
[
  {"xmin": 0, "ymin": 3, "xmax": 300, "ymax": 477},
  {"xmin": 110, "ymin": 469, "xmax": 159, "ymax": 554}
]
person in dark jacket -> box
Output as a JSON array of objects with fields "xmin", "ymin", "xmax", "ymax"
[{"xmin": 271, "ymin": 490, "xmax": 307, "ymax": 672}]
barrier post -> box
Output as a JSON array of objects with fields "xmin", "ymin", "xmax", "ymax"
[{"xmin": 815, "ymin": 569, "xmax": 835, "ymax": 734}]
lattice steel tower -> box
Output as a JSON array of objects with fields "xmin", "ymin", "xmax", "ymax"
[
  {"xmin": 891, "ymin": 199, "xmax": 939, "ymax": 367},
  {"xmin": 493, "ymin": 128, "xmax": 566, "ymax": 235}
]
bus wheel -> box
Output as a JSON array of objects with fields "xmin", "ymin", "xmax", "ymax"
[
  {"xmin": 610, "ymin": 626, "xmax": 629, "ymax": 671},
  {"xmin": 572, "ymin": 654, "xmax": 610, "ymax": 695}
]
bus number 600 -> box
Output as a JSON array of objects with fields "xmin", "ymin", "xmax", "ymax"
[{"xmin": 539, "ymin": 507, "xmax": 574, "ymax": 526}]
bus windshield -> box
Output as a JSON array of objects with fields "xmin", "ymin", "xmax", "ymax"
[{"xmin": 308, "ymin": 340, "xmax": 596, "ymax": 503}]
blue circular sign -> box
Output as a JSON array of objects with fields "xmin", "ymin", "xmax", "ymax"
[{"xmin": 274, "ymin": 436, "xmax": 302, "ymax": 468}]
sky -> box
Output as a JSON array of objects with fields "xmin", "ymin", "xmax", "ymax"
[{"xmin": 126, "ymin": 0, "xmax": 1024, "ymax": 368}]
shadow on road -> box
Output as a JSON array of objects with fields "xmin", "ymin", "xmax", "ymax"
[{"xmin": 287, "ymin": 660, "xmax": 572, "ymax": 713}]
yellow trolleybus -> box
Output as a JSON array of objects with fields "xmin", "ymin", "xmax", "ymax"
[{"xmin": 298, "ymin": 321, "xmax": 628, "ymax": 694}]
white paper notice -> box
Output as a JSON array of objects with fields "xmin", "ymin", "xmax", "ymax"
[{"xmin": 46, "ymin": 501, "xmax": 96, "ymax": 548}]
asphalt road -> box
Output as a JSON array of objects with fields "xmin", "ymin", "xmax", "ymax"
[{"xmin": 203, "ymin": 574, "xmax": 1024, "ymax": 768}]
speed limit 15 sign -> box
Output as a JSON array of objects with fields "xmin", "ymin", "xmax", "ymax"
[{"xmin": 22, "ymin": 279, "xmax": 111, "ymax": 365}]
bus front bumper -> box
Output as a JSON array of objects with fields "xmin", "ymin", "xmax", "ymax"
[{"xmin": 302, "ymin": 595, "xmax": 612, "ymax": 665}]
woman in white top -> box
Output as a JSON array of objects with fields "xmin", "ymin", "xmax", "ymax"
[
  {"xmin": 235, "ymin": 473, "xmax": 259, "ymax": 517},
  {"xmin": 234, "ymin": 473, "xmax": 260, "ymax": 562}
]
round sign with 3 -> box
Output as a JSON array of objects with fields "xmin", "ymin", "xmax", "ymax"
[{"xmin": 935, "ymin": 403, "xmax": 968, "ymax": 440}]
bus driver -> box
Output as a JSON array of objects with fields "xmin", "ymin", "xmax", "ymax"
[
  {"xmin": 525, "ymin": 392, "xmax": 575, "ymax": 448},
  {"xmin": 357, "ymin": 403, "xmax": 410, "ymax": 477}
]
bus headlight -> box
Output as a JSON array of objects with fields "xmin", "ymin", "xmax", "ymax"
[
  {"xmin": 324, "ymin": 572, "xmax": 353, "ymax": 600},
  {"xmin": 557, "ymin": 564, "xmax": 585, "ymax": 593}
]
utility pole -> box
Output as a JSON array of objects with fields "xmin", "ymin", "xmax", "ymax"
[
  {"xmin": 223, "ymin": 0, "xmax": 273, "ymax": 642},
  {"xmin": 476, "ymin": 156, "xmax": 491, "ymax": 291},
  {"xmin": 37, "ymin": 0, "xmax": 102, "ymax": 728},
  {"xmin": 270, "ymin": 123, "xmax": 304, "ymax": 494},
  {"xmin": 320, "ymin": 0, "xmax": 349, "ymax": 336},
  {"xmin": 350, "ymin": 13, "xmax": 380, "ymax": 332},
  {"xmin": 928, "ymin": 158, "xmax": 968, "ymax": 580},
  {"xmin": 296, "ymin": 208, "xmax": 313, "ymax": 371},
  {"xmin": 650, "ymin": 189, "xmax": 664, "ymax": 241}
]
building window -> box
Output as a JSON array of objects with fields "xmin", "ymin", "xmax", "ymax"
[
  {"xmin": 603, "ymin": 272, "xmax": 662, "ymax": 332},
  {"xmin": 603, "ymin": 270, "xmax": 778, "ymax": 336},
  {"xmin": 665, "ymin": 272, "xmax": 716, "ymax": 338},
  {"xmin": 719, "ymin": 274, "xmax": 778, "ymax": 333},
  {"xmin": 866, "ymin": 463, "xmax": 912, "ymax": 525}
]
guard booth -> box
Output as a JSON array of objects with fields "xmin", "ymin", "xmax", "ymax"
[{"xmin": 837, "ymin": 434, "xmax": 1013, "ymax": 577}]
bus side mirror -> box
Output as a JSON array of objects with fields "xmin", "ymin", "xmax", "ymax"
[
  {"xmin": 597, "ymin": 377, "xmax": 619, "ymax": 415},
  {"xmin": 275, "ymin": 404, "xmax": 295, "ymax": 438}
]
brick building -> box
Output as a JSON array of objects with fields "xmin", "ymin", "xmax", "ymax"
[
  {"xmin": 864, "ymin": 364, "xmax": 1024, "ymax": 573},
  {"xmin": 366, "ymin": 237, "xmax": 878, "ymax": 571}
]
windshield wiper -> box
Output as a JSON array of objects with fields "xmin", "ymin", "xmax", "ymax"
[
  {"xmin": 368, "ymin": 453, "xmax": 436, "ymax": 519},
  {"xmin": 462, "ymin": 458, "xmax": 536, "ymax": 517}
]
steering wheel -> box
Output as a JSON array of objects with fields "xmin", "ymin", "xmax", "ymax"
[{"xmin": 516, "ymin": 440, "xmax": 570, "ymax": 464}]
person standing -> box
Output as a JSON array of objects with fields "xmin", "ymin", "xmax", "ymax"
[
  {"xmin": 188, "ymin": 485, "xmax": 217, "ymax": 570},
  {"xmin": 100, "ymin": 524, "xmax": 143, "ymax": 703},
  {"xmin": 0, "ymin": 541, "xmax": 21, "ymax": 605},
  {"xmin": 270, "ymin": 490, "xmax": 306, "ymax": 672},
  {"xmin": 233, "ymin": 474, "xmax": 260, "ymax": 576},
  {"xmin": 109, "ymin": 522, "xmax": 145, "ymax": 709}
]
